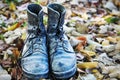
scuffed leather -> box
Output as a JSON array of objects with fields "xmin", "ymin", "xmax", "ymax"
[
  {"xmin": 47, "ymin": 3, "xmax": 77, "ymax": 79},
  {"xmin": 21, "ymin": 4, "xmax": 48, "ymax": 79}
]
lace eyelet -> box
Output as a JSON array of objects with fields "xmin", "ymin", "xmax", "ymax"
[
  {"xmin": 33, "ymin": 26, "xmax": 36, "ymax": 29},
  {"xmin": 52, "ymin": 24, "xmax": 55, "ymax": 26},
  {"xmin": 60, "ymin": 37, "xmax": 64, "ymax": 41}
]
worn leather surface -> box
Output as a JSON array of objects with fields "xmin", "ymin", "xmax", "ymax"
[
  {"xmin": 47, "ymin": 3, "xmax": 77, "ymax": 79},
  {"xmin": 21, "ymin": 4, "xmax": 48, "ymax": 79}
]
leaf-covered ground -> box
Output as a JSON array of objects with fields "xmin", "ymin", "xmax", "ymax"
[{"xmin": 0, "ymin": 0, "xmax": 120, "ymax": 80}]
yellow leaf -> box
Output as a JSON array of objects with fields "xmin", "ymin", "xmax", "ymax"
[
  {"xmin": 77, "ymin": 62, "xmax": 98, "ymax": 69},
  {"xmin": 9, "ymin": 2, "xmax": 16, "ymax": 11},
  {"xmin": 80, "ymin": 50, "xmax": 96, "ymax": 57},
  {"xmin": 102, "ymin": 40, "xmax": 110, "ymax": 46},
  {"xmin": 106, "ymin": 37, "xmax": 117, "ymax": 43},
  {"xmin": 37, "ymin": 0, "xmax": 48, "ymax": 6},
  {"xmin": 92, "ymin": 69, "xmax": 104, "ymax": 80},
  {"xmin": 103, "ymin": 15, "xmax": 112, "ymax": 19},
  {"xmin": 7, "ymin": 22, "xmax": 20, "ymax": 31},
  {"xmin": 21, "ymin": 32, "xmax": 26, "ymax": 40}
]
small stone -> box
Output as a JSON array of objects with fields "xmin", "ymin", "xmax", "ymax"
[
  {"xmin": 80, "ymin": 74, "xmax": 97, "ymax": 80},
  {"xmin": 0, "ymin": 74, "xmax": 11, "ymax": 80},
  {"xmin": 99, "ymin": 25, "xmax": 108, "ymax": 34},
  {"xmin": 0, "ymin": 65, "xmax": 11, "ymax": 80},
  {"xmin": 104, "ymin": 1, "xmax": 117, "ymax": 11}
]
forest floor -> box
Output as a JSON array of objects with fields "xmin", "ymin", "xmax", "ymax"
[{"xmin": 0, "ymin": 0, "xmax": 120, "ymax": 80}]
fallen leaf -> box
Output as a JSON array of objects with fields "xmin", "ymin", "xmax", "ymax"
[
  {"xmin": 7, "ymin": 22, "xmax": 21, "ymax": 31},
  {"xmin": 9, "ymin": 2, "xmax": 16, "ymax": 11},
  {"xmin": 0, "ymin": 44, "xmax": 9, "ymax": 53},
  {"xmin": 77, "ymin": 62, "xmax": 98, "ymax": 69}
]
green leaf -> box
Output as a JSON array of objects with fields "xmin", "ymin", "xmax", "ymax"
[
  {"xmin": 117, "ymin": 32, "xmax": 120, "ymax": 35},
  {"xmin": 105, "ymin": 17, "xmax": 119, "ymax": 23},
  {"xmin": 5, "ymin": 0, "xmax": 18, "ymax": 4},
  {"xmin": 0, "ymin": 34, "xmax": 4, "ymax": 40},
  {"xmin": 43, "ymin": 16, "xmax": 48, "ymax": 25},
  {"xmin": 0, "ymin": 22, "xmax": 6, "ymax": 27},
  {"xmin": 21, "ymin": 22, "xmax": 27, "ymax": 27}
]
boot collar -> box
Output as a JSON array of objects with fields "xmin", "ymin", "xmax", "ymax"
[
  {"xmin": 27, "ymin": 3, "xmax": 43, "ymax": 25},
  {"xmin": 47, "ymin": 3, "xmax": 66, "ymax": 18}
]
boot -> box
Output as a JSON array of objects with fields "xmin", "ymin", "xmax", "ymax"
[
  {"xmin": 47, "ymin": 3, "xmax": 77, "ymax": 79},
  {"xmin": 21, "ymin": 4, "xmax": 48, "ymax": 79}
]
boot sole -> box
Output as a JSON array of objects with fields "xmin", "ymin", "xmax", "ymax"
[
  {"xmin": 53, "ymin": 64, "xmax": 76, "ymax": 79},
  {"xmin": 23, "ymin": 70, "xmax": 48, "ymax": 79}
]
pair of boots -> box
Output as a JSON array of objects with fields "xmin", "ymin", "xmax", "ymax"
[{"xmin": 21, "ymin": 3, "xmax": 76, "ymax": 80}]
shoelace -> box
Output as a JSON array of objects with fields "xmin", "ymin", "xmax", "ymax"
[
  {"xmin": 50, "ymin": 25, "xmax": 66, "ymax": 64},
  {"xmin": 20, "ymin": 26, "xmax": 41, "ymax": 58},
  {"xmin": 57, "ymin": 26, "xmax": 65, "ymax": 40}
]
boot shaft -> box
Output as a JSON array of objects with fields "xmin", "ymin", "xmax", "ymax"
[
  {"xmin": 27, "ymin": 4, "xmax": 45, "ymax": 34},
  {"xmin": 47, "ymin": 3, "xmax": 66, "ymax": 36}
]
